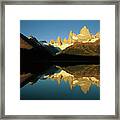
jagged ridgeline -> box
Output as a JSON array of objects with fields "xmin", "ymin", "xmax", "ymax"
[
  {"xmin": 20, "ymin": 26, "xmax": 100, "ymax": 63},
  {"xmin": 49, "ymin": 26, "xmax": 100, "ymax": 56}
]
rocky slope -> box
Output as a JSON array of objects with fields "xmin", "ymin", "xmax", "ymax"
[{"xmin": 61, "ymin": 40, "xmax": 100, "ymax": 56}]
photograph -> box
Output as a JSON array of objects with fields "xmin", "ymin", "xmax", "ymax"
[
  {"xmin": 2, "ymin": 1, "xmax": 118, "ymax": 118},
  {"xmin": 20, "ymin": 20, "xmax": 100, "ymax": 100}
]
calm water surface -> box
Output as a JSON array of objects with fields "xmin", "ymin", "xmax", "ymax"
[{"xmin": 20, "ymin": 64, "xmax": 100, "ymax": 100}]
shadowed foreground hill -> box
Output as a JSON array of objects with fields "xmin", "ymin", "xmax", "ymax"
[{"xmin": 20, "ymin": 33, "xmax": 53, "ymax": 62}]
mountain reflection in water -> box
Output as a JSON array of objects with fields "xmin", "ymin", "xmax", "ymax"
[{"xmin": 20, "ymin": 63, "xmax": 100, "ymax": 100}]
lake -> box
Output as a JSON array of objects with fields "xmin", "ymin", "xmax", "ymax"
[{"xmin": 20, "ymin": 63, "xmax": 100, "ymax": 100}]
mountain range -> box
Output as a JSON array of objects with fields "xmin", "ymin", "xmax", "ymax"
[{"xmin": 20, "ymin": 26, "xmax": 100, "ymax": 63}]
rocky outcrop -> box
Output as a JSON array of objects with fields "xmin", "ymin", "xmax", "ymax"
[
  {"xmin": 49, "ymin": 26, "xmax": 100, "ymax": 51},
  {"xmin": 50, "ymin": 39, "xmax": 55, "ymax": 44},
  {"xmin": 57, "ymin": 36, "xmax": 62, "ymax": 46},
  {"xmin": 79, "ymin": 26, "xmax": 91, "ymax": 37},
  {"xmin": 95, "ymin": 32, "xmax": 100, "ymax": 38},
  {"xmin": 77, "ymin": 26, "xmax": 93, "ymax": 42}
]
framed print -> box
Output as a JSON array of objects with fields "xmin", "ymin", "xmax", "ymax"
[{"xmin": 0, "ymin": 0, "xmax": 120, "ymax": 119}]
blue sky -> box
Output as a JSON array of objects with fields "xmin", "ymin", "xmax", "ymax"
[{"xmin": 20, "ymin": 20, "xmax": 100, "ymax": 42}]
